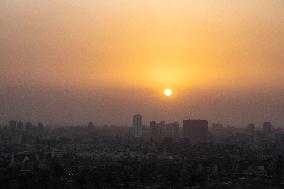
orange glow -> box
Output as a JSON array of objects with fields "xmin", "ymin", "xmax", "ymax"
[
  {"xmin": 1, "ymin": 0, "xmax": 283, "ymax": 92},
  {"xmin": 0, "ymin": 0, "xmax": 283, "ymax": 125}
]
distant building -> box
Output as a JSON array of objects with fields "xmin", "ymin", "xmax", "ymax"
[
  {"xmin": 25, "ymin": 122, "xmax": 33, "ymax": 130},
  {"xmin": 133, "ymin": 114, "xmax": 142, "ymax": 137},
  {"xmin": 9, "ymin": 120, "xmax": 17, "ymax": 130},
  {"xmin": 38, "ymin": 123, "xmax": 44, "ymax": 130},
  {"xmin": 87, "ymin": 122, "xmax": 94, "ymax": 128},
  {"xmin": 157, "ymin": 121, "xmax": 166, "ymax": 138},
  {"xmin": 150, "ymin": 121, "xmax": 166, "ymax": 139},
  {"xmin": 247, "ymin": 123, "xmax": 255, "ymax": 132},
  {"xmin": 263, "ymin": 122, "xmax": 273, "ymax": 132},
  {"xmin": 150, "ymin": 121, "xmax": 179, "ymax": 139},
  {"xmin": 150, "ymin": 121, "xmax": 158, "ymax": 139},
  {"xmin": 17, "ymin": 121, "xmax": 24, "ymax": 130},
  {"xmin": 165, "ymin": 122, "xmax": 179, "ymax": 138},
  {"xmin": 183, "ymin": 119, "xmax": 208, "ymax": 142}
]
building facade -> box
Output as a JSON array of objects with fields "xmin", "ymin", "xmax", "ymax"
[
  {"xmin": 133, "ymin": 114, "xmax": 143, "ymax": 137},
  {"xmin": 183, "ymin": 119, "xmax": 208, "ymax": 142}
]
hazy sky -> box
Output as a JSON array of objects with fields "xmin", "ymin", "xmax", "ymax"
[{"xmin": 1, "ymin": 0, "xmax": 284, "ymax": 126}]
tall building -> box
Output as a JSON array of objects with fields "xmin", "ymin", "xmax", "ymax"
[
  {"xmin": 133, "ymin": 114, "xmax": 142, "ymax": 137},
  {"xmin": 150, "ymin": 121, "xmax": 158, "ymax": 139},
  {"xmin": 157, "ymin": 121, "xmax": 166, "ymax": 138},
  {"xmin": 38, "ymin": 122, "xmax": 44, "ymax": 130},
  {"xmin": 165, "ymin": 122, "xmax": 179, "ymax": 138},
  {"xmin": 150, "ymin": 121, "xmax": 179, "ymax": 139},
  {"xmin": 183, "ymin": 119, "xmax": 208, "ymax": 142},
  {"xmin": 151, "ymin": 121, "xmax": 165, "ymax": 139}
]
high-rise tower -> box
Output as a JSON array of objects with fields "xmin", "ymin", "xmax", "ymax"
[{"xmin": 133, "ymin": 114, "xmax": 142, "ymax": 137}]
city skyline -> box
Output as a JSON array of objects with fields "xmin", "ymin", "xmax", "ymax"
[
  {"xmin": 1, "ymin": 0, "xmax": 284, "ymax": 126},
  {"xmin": 1, "ymin": 1, "xmax": 284, "ymax": 188},
  {"xmin": 0, "ymin": 115, "xmax": 279, "ymax": 130}
]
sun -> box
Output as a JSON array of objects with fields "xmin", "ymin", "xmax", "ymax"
[{"xmin": 164, "ymin": 88, "xmax": 173, "ymax": 97}]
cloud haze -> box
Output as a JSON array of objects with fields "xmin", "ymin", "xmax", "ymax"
[{"xmin": 0, "ymin": 0, "xmax": 283, "ymax": 126}]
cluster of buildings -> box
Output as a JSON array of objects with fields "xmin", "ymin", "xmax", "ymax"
[
  {"xmin": 133, "ymin": 114, "xmax": 209, "ymax": 143},
  {"xmin": 0, "ymin": 117, "xmax": 283, "ymax": 188},
  {"xmin": 133, "ymin": 114, "xmax": 280, "ymax": 145},
  {"xmin": 1, "ymin": 120, "xmax": 44, "ymax": 130},
  {"xmin": 149, "ymin": 121, "xmax": 179, "ymax": 139}
]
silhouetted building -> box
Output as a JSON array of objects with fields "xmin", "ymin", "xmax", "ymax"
[
  {"xmin": 17, "ymin": 121, "xmax": 24, "ymax": 130},
  {"xmin": 150, "ymin": 121, "xmax": 158, "ymax": 139},
  {"xmin": 247, "ymin": 123, "xmax": 255, "ymax": 132},
  {"xmin": 157, "ymin": 121, "xmax": 166, "ymax": 138},
  {"xmin": 165, "ymin": 122, "xmax": 179, "ymax": 138},
  {"xmin": 87, "ymin": 122, "xmax": 94, "ymax": 128},
  {"xmin": 133, "ymin": 114, "xmax": 142, "ymax": 137},
  {"xmin": 9, "ymin": 120, "xmax": 17, "ymax": 130},
  {"xmin": 263, "ymin": 122, "xmax": 273, "ymax": 132},
  {"xmin": 150, "ymin": 121, "xmax": 179, "ymax": 139},
  {"xmin": 38, "ymin": 123, "xmax": 44, "ymax": 130},
  {"xmin": 183, "ymin": 119, "xmax": 208, "ymax": 142}
]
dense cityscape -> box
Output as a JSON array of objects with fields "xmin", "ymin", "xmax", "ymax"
[
  {"xmin": 1, "ymin": 116, "xmax": 284, "ymax": 189},
  {"xmin": 1, "ymin": 0, "xmax": 283, "ymax": 188}
]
